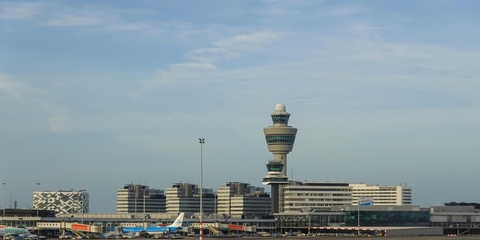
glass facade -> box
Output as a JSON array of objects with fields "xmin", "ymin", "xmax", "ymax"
[
  {"xmin": 345, "ymin": 210, "xmax": 430, "ymax": 227},
  {"xmin": 266, "ymin": 162, "xmax": 284, "ymax": 172},
  {"xmin": 276, "ymin": 210, "xmax": 431, "ymax": 233},
  {"xmin": 263, "ymin": 177, "xmax": 288, "ymax": 182},
  {"xmin": 265, "ymin": 135, "xmax": 296, "ymax": 144},
  {"xmin": 271, "ymin": 115, "xmax": 289, "ymax": 123},
  {"xmin": 277, "ymin": 214, "xmax": 346, "ymax": 230}
]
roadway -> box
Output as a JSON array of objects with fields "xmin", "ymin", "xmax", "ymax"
[{"xmin": 40, "ymin": 237, "xmax": 480, "ymax": 240}]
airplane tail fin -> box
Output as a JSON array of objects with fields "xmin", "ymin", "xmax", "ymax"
[{"xmin": 167, "ymin": 213, "xmax": 185, "ymax": 228}]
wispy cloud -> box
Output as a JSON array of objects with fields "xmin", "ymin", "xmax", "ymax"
[
  {"xmin": 184, "ymin": 48, "xmax": 239, "ymax": 63},
  {"xmin": 131, "ymin": 63, "xmax": 217, "ymax": 98},
  {"xmin": 136, "ymin": 31, "xmax": 283, "ymax": 96},
  {"xmin": 45, "ymin": 9, "xmax": 104, "ymax": 27},
  {"xmin": 324, "ymin": 5, "xmax": 366, "ymax": 17},
  {"xmin": 0, "ymin": 1, "xmax": 44, "ymax": 19},
  {"xmin": 184, "ymin": 31, "xmax": 282, "ymax": 63},
  {"xmin": 0, "ymin": 73, "xmax": 45, "ymax": 99},
  {"xmin": 1, "ymin": 1, "xmax": 162, "ymax": 37},
  {"xmin": 48, "ymin": 115, "xmax": 68, "ymax": 133},
  {"xmin": 0, "ymin": 73, "xmax": 69, "ymax": 133},
  {"xmin": 214, "ymin": 31, "xmax": 282, "ymax": 51}
]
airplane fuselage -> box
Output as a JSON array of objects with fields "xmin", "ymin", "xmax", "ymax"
[
  {"xmin": 121, "ymin": 226, "xmax": 182, "ymax": 234},
  {"xmin": 0, "ymin": 227, "xmax": 30, "ymax": 237},
  {"xmin": 121, "ymin": 212, "xmax": 184, "ymax": 235}
]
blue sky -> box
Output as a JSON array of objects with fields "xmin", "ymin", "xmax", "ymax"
[{"xmin": 1, "ymin": 1, "xmax": 480, "ymax": 212}]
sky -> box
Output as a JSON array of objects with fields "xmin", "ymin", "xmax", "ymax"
[{"xmin": 1, "ymin": 0, "xmax": 480, "ymax": 213}]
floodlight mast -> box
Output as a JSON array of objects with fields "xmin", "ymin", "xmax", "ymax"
[{"xmin": 199, "ymin": 138, "xmax": 205, "ymax": 240}]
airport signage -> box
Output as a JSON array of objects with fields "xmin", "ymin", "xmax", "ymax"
[
  {"xmin": 71, "ymin": 223, "xmax": 89, "ymax": 231},
  {"xmin": 358, "ymin": 197, "xmax": 374, "ymax": 206},
  {"xmin": 227, "ymin": 224, "xmax": 244, "ymax": 231}
]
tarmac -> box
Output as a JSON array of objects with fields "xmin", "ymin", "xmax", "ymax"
[
  {"xmin": 175, "ymin": 237, "xmax": 480, "ymax": 240},
  {"xmin": 43, "ymin": 236, "xmax": 480, "ymax": 240},
  {"xmin": 189, "ymin": 237, "xmax": 480, "ymax": 240},
  {"xmin": 195, "ymin": 236, "xmax": 480, "ymax": 240}
]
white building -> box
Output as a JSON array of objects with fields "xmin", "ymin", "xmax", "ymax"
[
  {"xmin": 280, "ymin": 182, "xmax": 352, "ymax": 212},
  {"xmin": 116, "ymin": 184, "xmax": 166, "ymax": 213},
  {"xmin": 166, "ymin": 183, "xmax": 215, "ymax": 213},
  {"xmin": 350, "ymin": 183, "xmax": 412, "ymax": 206},
  {"xmin": 217, "ymin": 182, "xmax": 270, "ymax": 217},
  {"xmin": 33, "ymin": 189, "xmax": 89, "ymax": 214}
]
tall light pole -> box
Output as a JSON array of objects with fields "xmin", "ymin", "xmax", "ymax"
[
  {"xmin": 80, "ymin": 189, "xmax": 85, "ymax": 223},
  {"xmin": 143, "ymin": 188, "xmax": 146, "ymax": 229},
  {"xmin": 134, "ymin": 186, "xmax": 137, "ymax": 217},
  {"xmin": 199, "ymin": 138, "xmax": 204, "ymax": 240},
  {"xmin": 3, "ymin": 183, "xmax": 6, "ymax": 218},
  {"xmin": 36, "ymin": 183, "xmax": 40, "ymax": 217},
  {"xmin": 214, "ymin": 191, "xmax": 217, "ymax": 221},
  {"xmin": 357, "ymin": 202, "xmax": 360, "ymax": 236}
]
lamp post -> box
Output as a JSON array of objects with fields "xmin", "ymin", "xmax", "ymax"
[
  {"xmin": 214, "ymin": 191, "xmax": 217, "ymax": 221},
  {"xmin": 3, "ymin": 183, "xmax": 5, "ymax": 218},
  {"xmin": 134, "ymin": 186, "xmax": 137, "ymax": 218},
  {"xmin": 143, "ymin": 189, "xmax": 146, "ymax": 229},
  {"xmin": 80, "ymin": 189, "xmax": 85, "ymax": 223},
  {"xmin": 357, "ymin": 203, "xmax": 360, "ymax": 236},
  {"xmin": 199, "ymin": 138, "xmax": 205, "ymax": 240},
  {"xmin": 36, "ymin": 183, "xmax": 40, "ymax": 217}
]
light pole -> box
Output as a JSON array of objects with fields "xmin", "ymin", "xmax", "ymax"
[
  {"xmin": 134, "ymin": 186, "xmax": 137, "ymax": 218},
  {"xmin": 357, "ymin": 203, "xmax": 360, "ymax": 236},
  {"xmin": 36, "ymin": 183, "xmax": 40, "ymax": 217},
  {"xmin": 3, "ymin": 183, "xmax": 6, "ymax": 218},
  {"xmin": 143, "ymin": 188, "xmax": 146, "ymax": 229},
  {"xmin": 80, "ymin": 189, "xmax": 85, "ymax": 223},
  {"xmin": 214, "ymin": 191, "xmax": 217, "ymax": 221},
  {"xmin": 199, "ymin": 138, "xmax": 205, "ymax": 240}
]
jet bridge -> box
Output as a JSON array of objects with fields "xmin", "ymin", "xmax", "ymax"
[{"xmin": 36, "ymin": 222, "xmax": 103, "ymax": 233}]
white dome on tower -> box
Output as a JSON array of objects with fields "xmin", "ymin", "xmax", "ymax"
[{"xmin": 275, "ymin": 103, "xmax": 286, "ymax": 111}]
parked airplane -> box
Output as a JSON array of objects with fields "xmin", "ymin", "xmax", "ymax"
[
  {"xmin": 121, "ymin": 213, "xmax": 185, "ymax": 235},
  {"xmin": 0, "ymin": 226, "xmax": 31, "ymax": 237}
]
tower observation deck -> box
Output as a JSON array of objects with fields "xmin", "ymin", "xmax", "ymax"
[{"xmin": 262, "ymin": 103, "xmax": 297, "ymax": 213}]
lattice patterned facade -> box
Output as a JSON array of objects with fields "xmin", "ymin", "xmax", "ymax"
[{"xmin": 33, "ymin": 190, "xmax": 89, "ymax": 214}]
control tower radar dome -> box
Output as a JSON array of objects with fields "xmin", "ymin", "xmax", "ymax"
[{"xmin": 275, "ymin": 103, "xmax": 286, "ymax": 111}]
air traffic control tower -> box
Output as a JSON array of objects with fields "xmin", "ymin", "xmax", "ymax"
[{"xmin": 262, "ymin": 103, "xmax": 297, "ymax": 213}]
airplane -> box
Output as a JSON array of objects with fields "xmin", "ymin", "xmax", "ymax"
[
  {"xmin": 121, "ymin": 212, "xmax": 185, "ymax": 235},
  {"xmin": 0, "ymin": 226, "xmax": 31, "ymax": 238}
]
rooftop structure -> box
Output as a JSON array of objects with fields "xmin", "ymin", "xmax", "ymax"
[
  {"xmin": 116, "ymin": 184, "xmax": 166, "ymax": 213},
  {"xmin": 217, "ymin": 182, "xmax": 270, "ymax": 218},
  {"xmin": 350, "ymin": 183, "xmax": 412, "ymax": 206},
  {"xmin": 166, "ymin": 183, "xmax": 215, "ymax": 213},
  {"xmin": 281, "ymin": 181, "xmax": 353, "ymax": 212}
]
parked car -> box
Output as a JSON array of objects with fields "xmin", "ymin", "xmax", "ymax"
[{"xmin": 27, "ymin": 235, "xmax": 39, "ymax": 240}]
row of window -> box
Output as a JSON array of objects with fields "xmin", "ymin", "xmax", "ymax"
[
  {"xmin": 265, "ymin": 135, "xmax": 296, "ymax": 143},
  {"xmin": 285, "ymin": 189, "xmax": 352, "ymax": 193},
  {"xmin": 271, "ymin": 115, "xmax": 290, "ymax": 123}
]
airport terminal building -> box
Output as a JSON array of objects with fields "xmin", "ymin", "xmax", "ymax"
[{"xmin": 3, "ymin": 203, "xmax": 480, "ymax": 237}]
